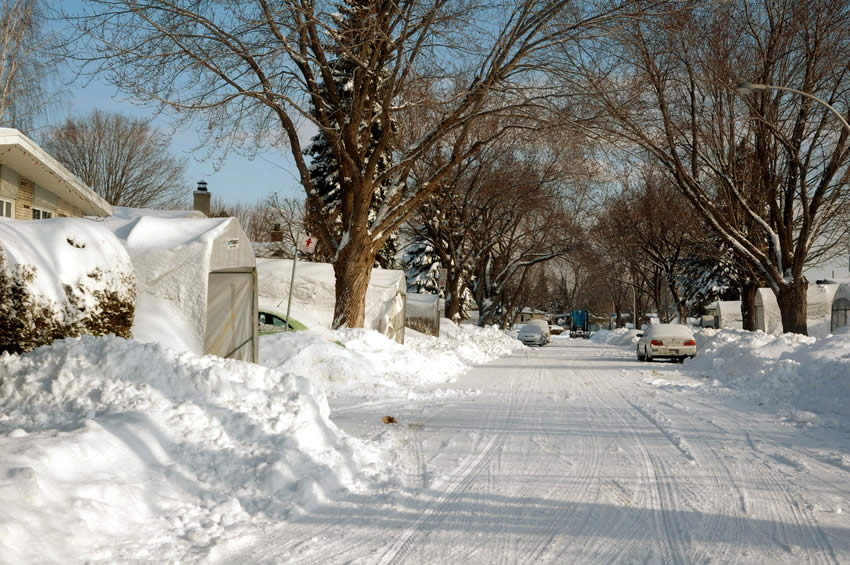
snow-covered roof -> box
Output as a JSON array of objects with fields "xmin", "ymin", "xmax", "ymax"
[{"xmin": 0, "ymin": 128, "xmax": 112, "ymax": 217}]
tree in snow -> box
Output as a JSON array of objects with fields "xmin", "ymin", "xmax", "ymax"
[
  {"xmin": 67, "ymin": 0, "xmax": 640, "ymax": 329},
  {"xmin": 567, "ymin": 0, "xmax": 850, "ymax": 334},
  {"xmin": 404, "ymin": 124, "xmax": 588, "ymax": 322},
  {"xmin": 42, "ymin": 110, "xmax": 188, "ymax": 208},
  {"xmin": 596, "ymin": 166, "xmax": 704, "ymax": 323},
  {"xmin": 402, "ymin": 240, "xmax": 440, "ymax": 295},
  {"xmin": 302, "ymin": 0, "xmax": 398, "ymax": 269}
]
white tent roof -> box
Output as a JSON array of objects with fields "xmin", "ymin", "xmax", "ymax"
[
  {"xmin": 103, "ymin": 211, "xmax": 256, "ymax": 354},
  {"xmin": 755, "ymin": 284, "xmax": 839, "ymax": 337},
  {"xmin": 715, "ymin": 300, "xmax": 743, "ymax": 329}
]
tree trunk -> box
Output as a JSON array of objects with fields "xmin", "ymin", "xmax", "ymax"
[
  {"xmin": 740, "ymin": 279, "xmax": 758, "ymax": 331},
  {"xmin": 445, "ymin": 272, "xmax": 463, "ymax": 322},
  {"xmin": 332, "ymin": 230, "xmax": 376, "ymax": 329},
  {"xmin": 775, "ymin": 279, "xmax": 808, "ymax": 335}
]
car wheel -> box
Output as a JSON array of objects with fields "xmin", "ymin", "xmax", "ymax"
[
  {"xmin": 636, "ymin": 346, "xmax": 645, "ymax": 361},
  {"xmin": 644, "ymin": 346, "xmax": 652, "ymax": 362}
]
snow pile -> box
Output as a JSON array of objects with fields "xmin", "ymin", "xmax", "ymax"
[
  {"xmin": 0, "ymin": 219, "xmax": 135, "ymax": 352},
  {"xmin": 259, "ymin": 320, "xmax": 523, "ymax": 397},
  {"xmin": 687, "ymin": 328, "xmax": 850, "ymax": 429},
  {"xmin": 590, "ymin": 327, "xmax": 642, "ymax": 346},
  {"xmin": 0, "ymin": 336, "xmax": 387, "ymax": 564},
  {"xmin": 414, "ymin": 319, "xmax": 525, "ymax": 366}
]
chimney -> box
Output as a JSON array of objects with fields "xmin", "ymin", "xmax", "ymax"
[{"xmin": 193, "ymin": 179, "xmax": 211, "ymax": 216}]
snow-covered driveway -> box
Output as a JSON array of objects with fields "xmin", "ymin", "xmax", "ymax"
[{"xmin": 229, "ymin": 338, "xmax": 850, "ymax": 564}]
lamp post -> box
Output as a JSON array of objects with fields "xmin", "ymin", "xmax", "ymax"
[{"xmin": 736, "ymin": 81, "xmax": 850, "ymax": 135}]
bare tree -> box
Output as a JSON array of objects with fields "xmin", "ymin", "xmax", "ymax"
[
  {"xmin": 67, "ymin": 0, "xmax": 638, "ymax": 328},
  {"xmin": 596, "ymin": 166, "xmax": 703, "ymax": 322},
  {"xmin": 0, "ymin": 0, "xmax": 62, "ymax": 131},
  {"xmin": 567, "ymin": 1, "xmax": 850, "ymax": 334},
  {"xmin": 42, "ymin": 111, "xmax": 188, "ymax": 208},
  {"xmin": 265, "ymin": 193, "xmax": 307, "ymax": 258}
]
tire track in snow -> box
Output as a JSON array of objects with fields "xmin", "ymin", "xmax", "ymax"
[
  {"xmin": 681, "ymin": 396, "xmax": 840, "ymax": 564},
  {"xmin": 376, "ymin": 372, "xmax": 535, "ymax": 565},
  {"xmin": 587, "ymin": 366, "xmax": 686, "ymax": 564}
]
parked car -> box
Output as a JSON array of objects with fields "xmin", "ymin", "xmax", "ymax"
[
  {"xmin": 258, "ymin": 311, "xmax": 306, "ymax": 334},
  {"xmin": 527, "ymin": 319, "xmax": 551, "ymax": 343},
  {"xmin": 517, "ymin": 323, "xmax": 548, "ymax": 347},
  {"xmin": 636, "ymin": 323, "xmax": 696, "ymax": 363}
]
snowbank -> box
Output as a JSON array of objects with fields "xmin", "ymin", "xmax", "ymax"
[
  {"xmin": 259, "ymin": 319, "xmax": 523, "ymax": 397},
  {"xmin": 0, "ymin": 218, "xmax": 135, "ymax": 352},
  {"xmin": 687, "ymin": 328, "xmax": 850, "ymax": 430},
  {"xmin": 590, "ymin": 327, "xmax": 642, "ymax": 346},
  {"xmin": 0, "ymin": 336, "xmax": 386, "ymax": 563}
]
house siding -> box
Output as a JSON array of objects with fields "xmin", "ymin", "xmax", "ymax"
[
  {"xmin": 55, "ymin": 198, "xmax": 81, "ymax": 218},
  {"xmin": 14, "ymin": 177, "xmax": 33, "ymax": 220}
]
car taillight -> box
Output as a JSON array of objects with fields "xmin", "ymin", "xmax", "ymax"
[
  {"xmin": 650, "ymin": 339, "xmax": 664, "ymax": 346},
  {"xmin": 684, "ymin": 339, "xmax": 696, "ymax": 346}
]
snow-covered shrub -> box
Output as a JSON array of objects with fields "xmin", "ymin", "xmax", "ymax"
[{"xmin": 0, "ymin": 220, "xmax": 136, "ymax": 353}]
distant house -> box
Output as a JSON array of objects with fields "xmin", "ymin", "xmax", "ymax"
[
  {"xmin": 518, "ymin": 307, "xmax": 548, "ymax": 323},
  {"xmin": 0, "ymin": 128, "xmax": 111, "ymax": 220}
]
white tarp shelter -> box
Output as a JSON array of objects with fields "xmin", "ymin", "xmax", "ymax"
[
  {"xmin": 714, "ymin": 300, "xmax": 743, "ymax": 329},
  {"xmin": 256, "ymin": 258, "xmax": 406, "ymax": 343},
  {"xmin": 405, "ymin": 293, "xmax": 440, "ymax": 336},
  {"xmin": 755, "ymin": 283, "xmax": 839, "ymax": 338},
  {"xmin": 104, "ymin": 208, "xmax": 258, "ymax": 362},
  {"xmin": 829, "ymin": 281, "xmax": 850, "ymax": 333}
]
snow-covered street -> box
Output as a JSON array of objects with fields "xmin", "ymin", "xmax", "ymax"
[
  {"xmin": 3, "ymin": 327, "xmax": 850, "ymax": 563},
  {"xmin": 222, "ymin": 337, "xmax": 850, "ymax": 564}
]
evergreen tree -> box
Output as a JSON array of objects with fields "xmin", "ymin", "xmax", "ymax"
[
  {"xmin": 303, "ymin": 0, "xmax": 398, "ymax": 268},
  {"xmin": 402, "ymin": 240, "xmax": 440, "ymax": 294}
]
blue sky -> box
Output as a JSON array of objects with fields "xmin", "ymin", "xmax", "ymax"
[{"xmin": 57, "ymin": 75, "xmax": 306, "ymax": 205}]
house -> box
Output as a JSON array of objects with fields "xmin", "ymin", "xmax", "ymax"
[
  {"xmin": 518, "ymin": 307, "xmax": 548, "ymax": 323},
  {"xmin": 0, "ymin": 128, "xmax": 111, "ymax": 220}
]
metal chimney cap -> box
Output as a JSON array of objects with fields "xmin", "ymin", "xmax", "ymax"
[{"xmin": 196, "ymin": 180, "xmax": 208, "ymax": 191}]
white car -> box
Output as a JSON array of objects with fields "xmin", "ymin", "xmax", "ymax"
[
  {"xmin": 517, "ymin": 323, "xmax": 548, "ymax": 347},
  {"xmin": 636, "ymin": 323, "xmax": 696, "ymax": 363}
]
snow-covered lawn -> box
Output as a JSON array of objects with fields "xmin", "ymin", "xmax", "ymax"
[
  {"xmin": 0, "ymin": 321, "xmax": 521, "ymax": 563},
  {"xmin": 1, "ymin": 323, "xmax": 849, "ymax": 563}
]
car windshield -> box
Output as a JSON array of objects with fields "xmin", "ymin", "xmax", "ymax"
[{"xmin": 520, "ymin": 325, "xmax": 542, "ymax": 334}]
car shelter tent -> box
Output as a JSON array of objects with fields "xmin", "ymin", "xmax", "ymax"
[
  {"xmin": 754, "ymin": 283, "xmax": 839, "ymax": 338},
  {"xmin": 103, "ymin": 209, "xmax": 258, "ymax": 362},
  {"xmin": 256, "ymin": 258, "xmax": 406, "ymax": 343},
  {"xmin": 712, "ymin": 300, "xmax": 743, "ymax": 330},
  {"xmin": 829, "ymin": 282, "xmax": 850, "ymax": 333}
]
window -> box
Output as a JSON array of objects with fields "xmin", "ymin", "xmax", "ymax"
[
  {"xmin": 0, "ymin": 198, "xmax": 12, "ymax": 218},
  {"xmin": 832, "ymin": 298, "xmax": 850, "ymax": 332},
  {"xmin": 258, "ymin": 312, "xmax": 294, "ymax": 330},
  {"xmin": 32, "ymin": 207, "xmax": 52, "ymax": 220}
]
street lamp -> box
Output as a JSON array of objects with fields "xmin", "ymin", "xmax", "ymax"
[{"xmin": 736, "ymin": 81, "xmax": 850, "ymax": 135}]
